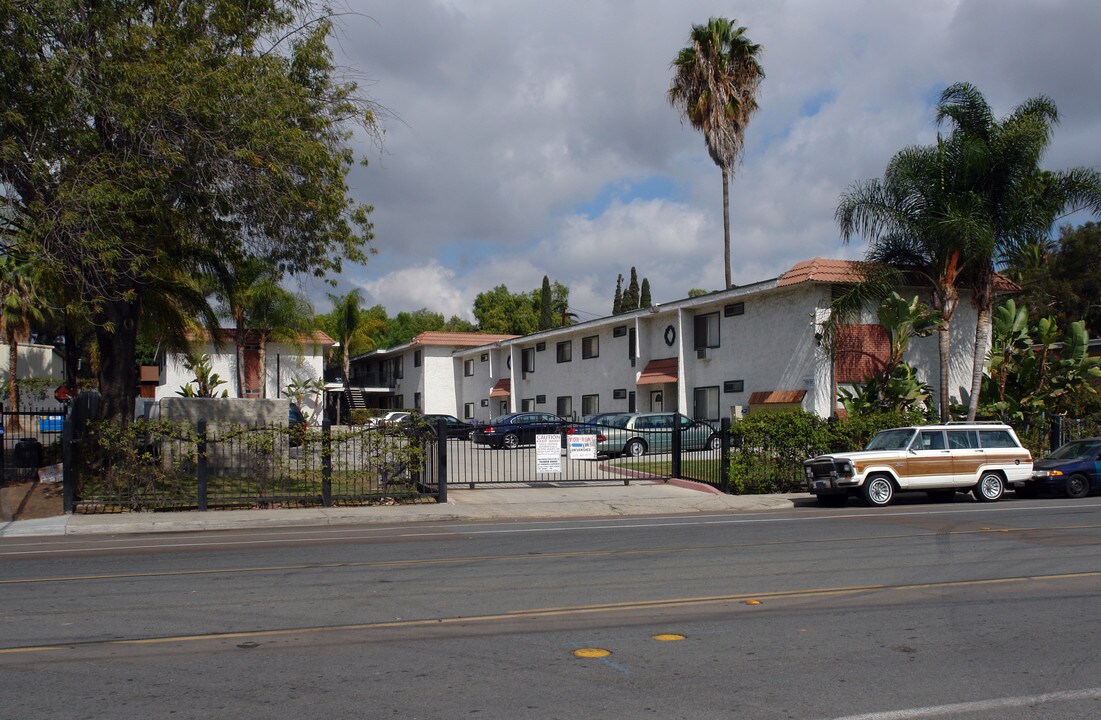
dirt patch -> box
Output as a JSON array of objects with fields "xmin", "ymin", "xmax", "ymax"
[{"xmin": 0, "ymin": 481, "xmax": 64, "ymax": 521}]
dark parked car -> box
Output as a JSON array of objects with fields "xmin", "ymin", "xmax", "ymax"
[
  {"xmin": 412, "ymin": 413, "xmax": 475, "ymax": 439},
  {"xmin": 1020, "ymin": 437, "xmax": 1101, "ymax": 498},
  {"xmin": 471, "ymin": 412, "xmax": 566, "ymax": 449}
]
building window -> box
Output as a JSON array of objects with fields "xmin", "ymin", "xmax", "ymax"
[
  {"xmin": 536, "ymin": 342, "xmax": 546, "ymax": 352},
  {"xmin": 557, "ymin": 396, "xmax": 573, "ymax": 419},
  {"xmin": 724, "ymin": 302, "xmax": 745, "ymax": 317},
  {"xmin": 414, "ymin": 392, "xmax": 421, "ymax": 409},
  {"xmin": 724, "ymin": 380, "xmax": 745, "ymax": 393},
  {"xmin": 582, "ymin": 394, "xmax": 599, "ymax": 416},
  {"xmin": 522, "ymin": 348, "xmax": 535, "ymax": 373},
  {"xmin": 464, "ymin": 403, "xmax": 475, "ymax": 419},
  {"xmin": 557, "ymin": 341, "xmax": 572, "ymax": 363},
  {"xmin": 628, "ymin": 328, "xmax": 637, "ymax": 361},
  {"xmin": 613, "ymin": 325, "xmax": 627, "ymax": 337},
  {"xmin": 480, "ymin": 353, "xmax": 489, "ymax": 362},
  {"xmin": 693, "ymin": 386, "xmax": 719, "ymax": 421},
  {"xmin": 413, "ymin": 350, "xmax": 422, "ymax": 367},
  {"xmin": 536, "ymin": 394, "xmax": 546, "ymax": 404},
  {"xmin": 521, "ymin": 398, "xmax": 535, "ymax": 412},
  {"xmin": 394, "ymin": 394, "xmax": 404, "ymax": 409},
  {"xmin": 694, "ymin": 312, "xmax": 720, "ymax": 349},
  {"xmin": 480, "ymin": 398, "xmax": 489, "ymax": 407},
  {"xmin": 464, "ymin": 359, "xmax": 474, "ymax": 377},
  {"xmin": 582, "ymin": 335, "xmax": 599, "ymax": 359},
  {"xmin": 613, "ymin": 388, "xmax": 627, "ymax": 400}
]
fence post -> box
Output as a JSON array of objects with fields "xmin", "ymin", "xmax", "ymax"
[
  {"xmin": 62, "ymin": 413, "xmax": 74, "ymax": 513},
  {"xmin": 197, "ymin": 420, "xmax": 208, "ymax": 511},
  {"xmin": 436, "ymin": 417, "xmax": 448, "ymax": 503},
  {"xmin": 321, "ymin": 420, "xmax": 332, "ymax": 507},
  {"xmin": 720, "ymin": 417, "xmax": 731, "ymax": 494},
  {"xmin": 671, "ymin": 417, "xmax": 682, "ymax": 480}
]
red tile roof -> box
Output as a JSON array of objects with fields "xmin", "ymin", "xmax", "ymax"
[
  {"xmin": 489, "ymin": 379, "xmax": 511, "ymax": 397},
  {"xmin": 778, "ymin": 257, "xmax": 1021, "ymax": 293},
  {"xmin": 637, "ymin": 358, "xmax": 678, "ymax": 385},
  {"xmin": 412, "ymin": 331, "xmax": 519, "ymax": 347}
]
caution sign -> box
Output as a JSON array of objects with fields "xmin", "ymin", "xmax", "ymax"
[{"xmin": 536, "ymin": 434, "xmax": 562, "ymax": 473}]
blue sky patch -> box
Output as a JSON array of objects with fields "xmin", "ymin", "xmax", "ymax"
[{"xmin": 577, "ymin": 176, "xmax": 681, "ymax": 218}]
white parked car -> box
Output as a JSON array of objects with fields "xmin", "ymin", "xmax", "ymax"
[{"xmin": 804, "ymin": 423, "xmax": 1033, "ymax": 507}]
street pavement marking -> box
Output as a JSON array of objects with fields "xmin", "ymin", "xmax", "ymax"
[
  {"xmin": 4, "ymin": 570, "xmax": 1096, "ymax": 656},
  {"xmin": 823, "ymin": 687, "xmax": 1101, "ymax": 719}
]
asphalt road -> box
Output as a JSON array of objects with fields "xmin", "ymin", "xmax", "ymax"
[{"xmin": 3, "ymin": 497, "xmax": 1101, "ymax": 719}]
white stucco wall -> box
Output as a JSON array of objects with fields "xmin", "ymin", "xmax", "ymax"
[{"xmin": 156, "ymin": 340, "xmax": 327, "ymax": 418}]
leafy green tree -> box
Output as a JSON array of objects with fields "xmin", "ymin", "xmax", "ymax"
[
  {"xmin": 837, "ymin": 293, "xmax": 940, "ymax": 416},
  {"xmin": 0, "ymin": 0, "xmax": 381, "ymax": 422},
  {"xmin": 473, "ymin": 285, "xmax": 538, "ymax": 335},
  {"xmin": 687, "ymin": 288, "xmax": 710, "ymax": 298},
  {"xmin": 1005, "ymin": 222, "xmax": 1101, "ymax": 338},
  {"xmin": 669, "ymin": 17, "xmax": 764, "ymax": 289},
  {"xmin": 980, "ymin": 299, "xmax": 1101, "ymax": 421},
  {"xmin": 932, "ymin": 83, "xmax": 1101, "ymax": 420}
]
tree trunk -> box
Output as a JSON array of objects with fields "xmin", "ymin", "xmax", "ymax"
[
  {"xmin": 722, "ymin": 169, "xmax": 732, "ymax": 289},
  {"xmin": 967, "ymin": 306, "xmax": 991, "ymax": 421},
  {"xmin": 63, "ymin": 319, "xmax": 82, "ymax": 391},
  {"xmin": 937, "ymin": 325, "xmax": 951, "ymax": 423},
  {"xmin": 95, "ymin": 297, "xmax": 142, "ymax": 425},
  {"xmin": 7, "ymin": 337, "xmax": 20, "ymax": 431}
]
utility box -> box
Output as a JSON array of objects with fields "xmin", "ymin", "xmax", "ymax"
[{"xmin": 13, "ymin": 437, "xmax": 43, "ymax": 479}]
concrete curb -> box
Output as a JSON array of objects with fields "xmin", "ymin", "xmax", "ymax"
[{"xmin": 0, "ymin": 484, "xmax": 806, "ymax": 538}]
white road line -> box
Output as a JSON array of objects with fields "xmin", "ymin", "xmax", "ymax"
[{"xmin": 824, "ymin": 687, "xmax": 1101, "ymax": 719}]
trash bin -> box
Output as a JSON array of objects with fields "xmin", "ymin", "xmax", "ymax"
[{"xmin": 13, "ymin": 437, "xmax": 42, "ymax": 480}]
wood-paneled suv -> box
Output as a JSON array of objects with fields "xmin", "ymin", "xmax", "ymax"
[{"xmin": 804, "ymin": 423, "xmax": 1033, "ymax": 507}]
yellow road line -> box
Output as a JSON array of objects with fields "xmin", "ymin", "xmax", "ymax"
[{"xmin": 3, "ymin": 570, "xmax": 1099, "ymax": 656}]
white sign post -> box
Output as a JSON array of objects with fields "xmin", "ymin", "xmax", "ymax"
[
  {"xmin": 567, "ymin": 434, "xmax": 596, "ymax": 460},
  {"xmin": 536, "ymin": 434, "xmax": 562, "ymax": 474}
]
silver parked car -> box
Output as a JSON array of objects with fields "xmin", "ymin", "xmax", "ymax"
[{"xmin": 596, "ymin": 412, "xmax": 721, "ymax": 457}]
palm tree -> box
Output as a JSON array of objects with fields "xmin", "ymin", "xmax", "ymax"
[
  {"xmin": 836, "ymin": 140, "xmax": 987, "ymax": 421},
  {"xmin": 669, "ymin": 17, "xmax": 764, "ymax": 289},
  {"xmin": 246, "ymin": 281, "xmax": 314, "ymax": 398},
  {"xmin": 210, "ymin": 257, "xmax": 271, "ymax": 397},
  {"xmin": 934, "ymin": 82, "xmax": 1101, "ymax": 420},
  {"xmin": 322, "ymin": 289, "xmax": 379, "ymax": 384},
  {"xmin": 0, "ymin": 256, "xmax": 44, "ymax": 426}
]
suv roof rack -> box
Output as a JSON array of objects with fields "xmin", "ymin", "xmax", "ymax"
[{"xmin": 941, "ymin": 421, "xmax": 1008, "ymax": 425}]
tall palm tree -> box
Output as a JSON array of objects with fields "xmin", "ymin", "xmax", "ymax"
[
  {"xmin": 669, "ymin": 17, "xmax": 764, "ymax": 289},
  {"xmin": 836, "ymin": 140, "xmax": 988, "ymax": 421},
  {"xmin": 246, "ymin": 281, "xmax": 314, "ymax": 398},
  {"xmin": 322, "ymin": 289, "xmax": 379, "ymax": 384},
  {"xmin": 211, "ymin": 257, "xmax": 271, "ymax": 397},
  {"xmin": 935, "ymin": 82, "xmax": 1101, "ymax": 420},
  {"xmin": 0, "ymin": 256, "xmax": 44, "ymax": 425}
]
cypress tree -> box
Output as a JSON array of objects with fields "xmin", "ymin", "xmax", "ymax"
[
  {"xmin": 640, "ymin": 278, "xmax": 652, "ymax": 309},
  {"xmin": 612, "ymin": 274, "xmax": 623, "ymax": 315},
  {"xmin": 538, "ymin": 275, "xmax": 553, "ymax": 330},
  {"xmin": 625, "ymin": 267, "xmax": 641, "ymax": 310}
]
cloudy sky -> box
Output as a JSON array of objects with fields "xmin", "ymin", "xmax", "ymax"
[{"xmin": 305, "ymin": 0, "xmax": 1101, "ymax": 323}]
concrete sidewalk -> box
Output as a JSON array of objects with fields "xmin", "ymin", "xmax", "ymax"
[{"xmin": 0, "ymin": 480, "xmax": 806, "ymax": 538}]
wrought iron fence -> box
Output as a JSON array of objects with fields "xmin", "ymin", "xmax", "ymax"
[
  {"xmin": 69, "ymin": 419, "xmax": 440, "ymax": 513},
  {"xmin": 0, "ymin": 405, "xmax": 65, "ymax": 483}
]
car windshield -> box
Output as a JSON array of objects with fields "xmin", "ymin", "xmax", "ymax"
[
  {"xmin": 1047, "ymin": 440, "xmax": 1101, "ymax": 460},
  {"xmin": 865, "ymin": 428, "xmax": 916, "ymax": 451}
]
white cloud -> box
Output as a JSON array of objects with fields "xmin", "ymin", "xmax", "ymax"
[{"xmin": 317, "ymin": 0, "xmax": 1101, "ymax": 326}]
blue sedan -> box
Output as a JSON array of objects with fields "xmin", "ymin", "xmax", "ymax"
[{"xmin": 1022, "ymin": 437, "xmax": 1101, "ymax": 499}]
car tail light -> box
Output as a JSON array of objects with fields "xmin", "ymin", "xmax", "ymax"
[
  {"xmin": 566, "ymin": 427, "xmax": 577, "ymax": 435},
  {"xmin": 597, "ymin": 434, "xmax": 606, "ymax": 442}
]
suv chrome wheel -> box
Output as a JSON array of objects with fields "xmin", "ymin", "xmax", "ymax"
[
  {"xmin": 974, "ymin": 472, "xmax": 1005, "ymax": 502},
  {"xmin": 861, "ymin": 475, "xmax": 894, "ymax": 507}
]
